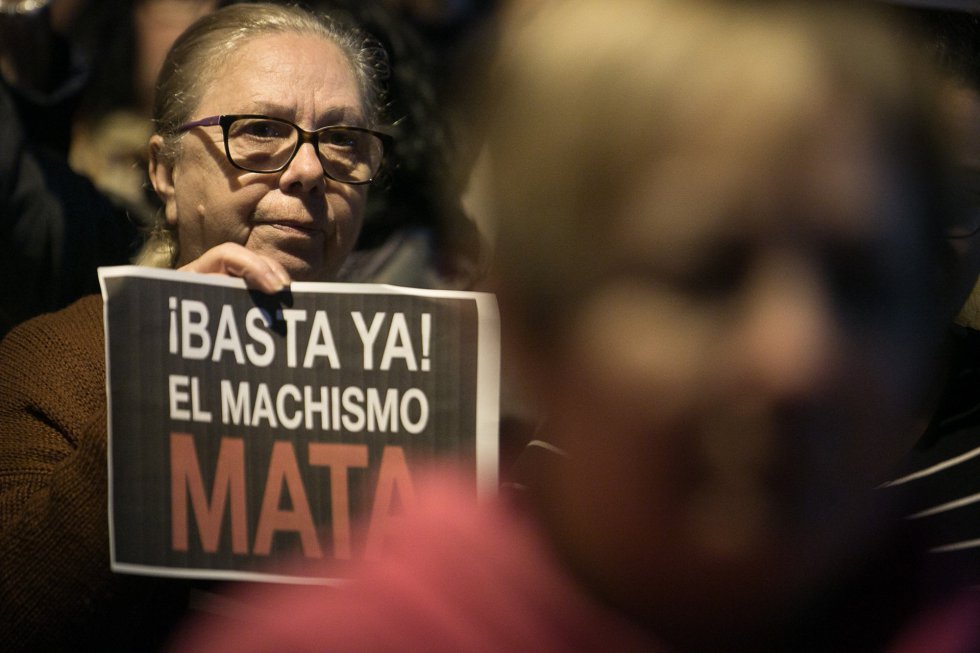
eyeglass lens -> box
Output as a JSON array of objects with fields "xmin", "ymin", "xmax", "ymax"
[{"xmin": 226, "ymin": 117, "xmax": 384, "ymax": 182}]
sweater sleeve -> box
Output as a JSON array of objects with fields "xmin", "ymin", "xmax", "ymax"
[
  {"xmin": 0, "ymin": 295, "xmax": 115, "ymax": 642},
  {"xmin": 0, "ymin": 295, "xmax": 191, "ymax": 650}
]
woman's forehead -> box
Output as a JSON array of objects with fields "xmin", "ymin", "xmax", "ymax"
[
  {"xmin": 615, "ymin": 123, "xmax": 911, "ymax": 253},
  {"xmin": 198, "ymin": 32, "xmax": 364, "ymax": 120}
]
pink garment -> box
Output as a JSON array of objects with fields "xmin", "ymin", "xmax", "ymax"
[
  {"xmin": 167, "ymin": 471, "xmax": 980, "ymax": 653},
  {"xmin": 888, "ymin": 593, "xmax": 980, "ymax": 653},
  {"xmin": 167, "ymin": 470, "xmax": 661, "ymax": 653}
]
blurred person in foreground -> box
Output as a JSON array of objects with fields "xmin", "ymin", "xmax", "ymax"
[
  {"xmin": 168, "ymin": 1, "xmax": 980, "ymax": 651},
  {"xmin": 0, "ymin": 3, "xmax": 392, "ymax": 650}
]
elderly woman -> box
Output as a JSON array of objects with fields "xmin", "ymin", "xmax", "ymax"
[
  {"xmin": 171, "ymin": 1, "xmax": 979, "ymax": 651},
  {"xmin": 141, "ymin": 3, "xmax": 389, "ymax": 288},
  {"xmin": 0, "ymin": 3, "xmax": 390, "ymax": 650}
]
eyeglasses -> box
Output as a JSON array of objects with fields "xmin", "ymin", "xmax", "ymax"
[{"xmin": 176, "ymin": 114, "xmax": 392, "ymax": 185}]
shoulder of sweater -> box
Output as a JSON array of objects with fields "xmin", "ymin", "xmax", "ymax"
[{"xmin": 0, "ymin": 293, "xmax": 104, "ymax": 364}]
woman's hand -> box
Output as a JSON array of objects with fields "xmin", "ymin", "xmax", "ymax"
[{"xmin": 178, "ymin": 242, "xmax": 291, "ymax": 294}]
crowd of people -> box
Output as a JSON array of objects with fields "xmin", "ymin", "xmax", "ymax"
[{"xmin": 1, "ymin": 0, "xmax": 980, "ymax": 651}]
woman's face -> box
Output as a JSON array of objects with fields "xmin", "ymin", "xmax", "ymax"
[
  {"xmin": 153, "ymin": 32, "xmax": 368, "ymax": 281},
  {"xmin": 531, "ymin": 108, "xmax": 938, "ymax": 633}
]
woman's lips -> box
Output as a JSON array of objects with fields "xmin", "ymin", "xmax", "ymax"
[{"xmin": 258, "ymin": 220, "xmax": 325, "ymax": 237}]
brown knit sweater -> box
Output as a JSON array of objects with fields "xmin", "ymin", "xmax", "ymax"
[{"xmin": 0, "ymin": 295, "xmax": 194, "ymax": 651}]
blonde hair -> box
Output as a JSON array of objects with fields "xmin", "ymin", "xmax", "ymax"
[
  {"xmin": 483, "ymin": 0, "xmax": 952, "ymax": 337},
  {"xmin": 136, "ymin": 2, "xmax": 389, "ymax": 268}
]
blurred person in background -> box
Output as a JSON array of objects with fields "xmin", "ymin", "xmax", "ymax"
[
  {"xmin": 0, "ymin": 0, "xmax": 144, "ymax": 338},
  {"xmin": 0, "ymin": 78, "xmax": 139, "ymax": 338},
  {"xmin": 0, "ymin": 0, "xmax": 220, "ymax": 340},
  {"xmin": 168, "ymin": 1, "xmax": 979, "ymax": 651},
  {"xmin": 1, "ymin": 0, "xmax": 221, "ymax": 223}
]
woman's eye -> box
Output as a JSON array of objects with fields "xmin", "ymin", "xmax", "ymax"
[
  {"xmin": 672, "ymin": 245, "xmax": 750, "ymax": 300},
  {"xmin": 240, "ymin": 121, "xmax": 290, "ymax": 139},
  {"xmin": 324, "ymin": 130, "xmax": 357, "ymax": 148},
  {"xmin": 616, "ymin": 244, "xmax": 750, "ymax": 304}
]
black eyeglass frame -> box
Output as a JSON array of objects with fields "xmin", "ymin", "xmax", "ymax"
[{"xmin": 176, "ymin": 114, "xmax": 393, "ymax": 185}]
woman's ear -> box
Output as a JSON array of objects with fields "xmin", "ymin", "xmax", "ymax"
[{"xmin": 148, "ymin": 134, "xmax": 179, "ymax": 226}]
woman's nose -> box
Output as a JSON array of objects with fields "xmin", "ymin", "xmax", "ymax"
[
  {"xmin": 279, "ymin": 142, "xmax": 327, "ymax": 193},
  {"xmin": 734, "ymin": 257, "xmax": 844, "ymax": 402}
]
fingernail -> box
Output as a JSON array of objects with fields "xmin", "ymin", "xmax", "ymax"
[{"xmin": 266, "ymin": 270, "xmax": 287, "ymax": 292}]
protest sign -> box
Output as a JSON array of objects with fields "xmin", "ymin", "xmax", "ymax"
[{"xmin": 99, "ymin": 266, "xmax": 499, "ymax": 583}]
